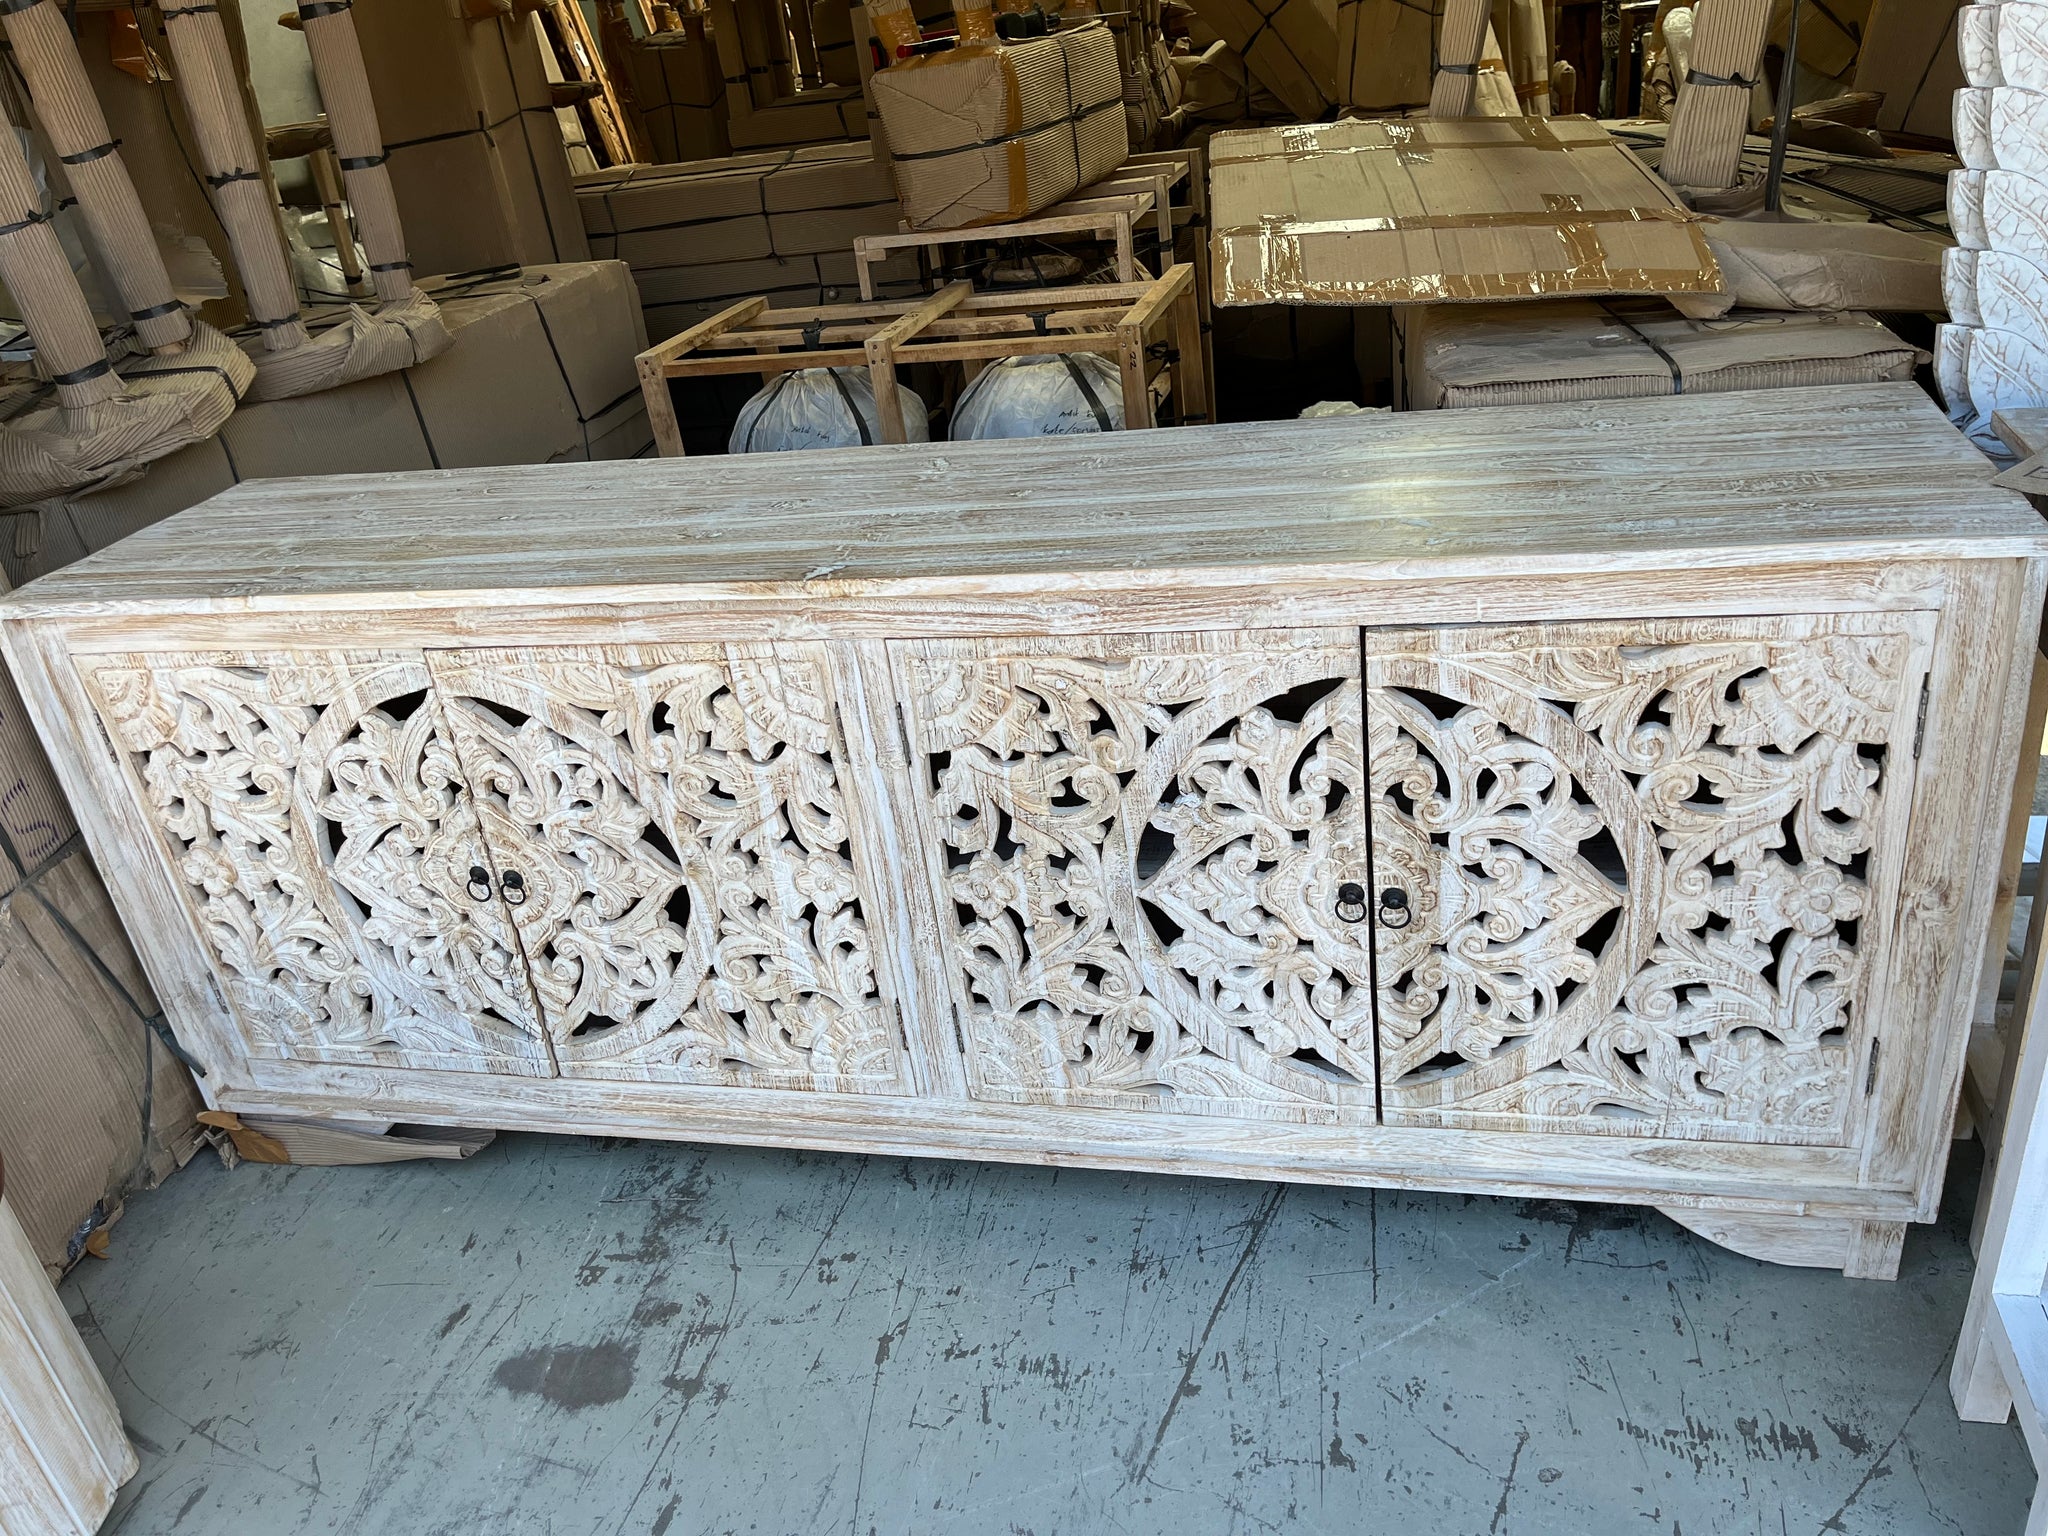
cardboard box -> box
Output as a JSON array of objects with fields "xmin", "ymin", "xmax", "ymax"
[
  {"xmin": 1396, "ymin": 300, "xmax": 1921, "ymax": 409},
  {"xmin": 628, "ymin": 18, "xmax": 731, "ymax": 163},
  {"xmin": 577, "ymin": 146, "xmax": 908, "ymax": 338},
  {"xmin": 580, "ymin": 148, "xmax": 899, "ymax": 267},
  {"xmin": 351, "ymin": 1, "xmax": 590, "ymax": 274},
  {"xmin": 10, "ymin": 263, "xmax": 651, "ymax": 589},
  {"xmin": 1333, "ymin": 0, "xmax": 1435, "ymax": 112},
  {"xmin": 871, "ymin": 25, "xmax": 1127, "ymax": 230},
  {"xmin": 1184, "ymin": 0, "xmax": 1335, "ymax": 121},
  {"xmin": 1857, "ymin": 0, "xmax": 1968, "ymax": 143},
  {"xmin": 1209, "ymin": 116, "xmax": 1724, "ymax": 307},
  {"xmin": 727, "ymin": 85, "xmax": 869, "ymax": 149},
  {"xmin": 0, "ymin": 562, "xmax": 204, "ymax": 1278}
]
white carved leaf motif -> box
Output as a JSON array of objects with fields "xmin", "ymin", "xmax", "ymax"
[
  {"xmin": 435, "ymin": 649, "xmax": 898, "ymax": 1088},
  {"xmin": 86, "ymin": 655, "xmax": 548, "ymax": 1068},
  {"xmin": 1370, "ymin": 624, "xmax": 1922, "ymax": 1143},
  {"xmin": 911, "ymin": 640, "xmax": 1375, "ymax": 1120}
]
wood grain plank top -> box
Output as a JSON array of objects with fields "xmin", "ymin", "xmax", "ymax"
[{"xmin": 5, "ymin": 385, "xmax": 2044, "ymax": 617}]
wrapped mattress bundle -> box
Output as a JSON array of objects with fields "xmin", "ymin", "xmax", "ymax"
[
  {"xmin": 730, "ymin": 368, "xmax": 930, "ymax": 451},
  {"xmin": 950, "ymin": 352, "xmax": 1126, "ymax": 437},
  {"xmin": 867, "ymin": 6, "xmax": 1127, "ymax": 230}
]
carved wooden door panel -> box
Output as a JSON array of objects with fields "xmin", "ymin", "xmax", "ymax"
[
  {"xmin": 1365, "ymin": 613, "xmax": 1936, "ymax": 1145},
  {"xmin": 424, "ymin": 644, "xmax": 909, "ymax": 1094},
  {"xmin": 77, "ymin": 651, "xmax": 555, "ymax": 1075},
  {"xmin": 892, "ymin": 630, "xmax": 1378, "ymax": 1123}
]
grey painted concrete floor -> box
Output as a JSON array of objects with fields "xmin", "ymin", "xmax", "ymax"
[{"xmin": 61, "ymin": 1133, "xmax": 2034, "ymax": 1536}]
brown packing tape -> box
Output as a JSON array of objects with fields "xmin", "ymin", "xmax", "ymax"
[
  {"xmin": 1209, "ymin": 118, "xmax": 1589, "ymax": 165},
  {"xmin": 1218, "ymin": 206, "xmax": 1720, "ymax": 304}
]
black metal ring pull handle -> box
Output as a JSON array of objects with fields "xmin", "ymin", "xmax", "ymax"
[
  {"xmin": 500, "ymin": 870, "xmax": 528, "ymax": 906},
  {"xmin": 1334, "ymin": 882, "xmax": 1369, "ymax": 924},
  {"xmin": 1378, "ymin": 889, "xmax": 1412, "ymax": 929},
  {"xmin": 466, "ymin": 865, "xmax": 492, "ymax": 901}
]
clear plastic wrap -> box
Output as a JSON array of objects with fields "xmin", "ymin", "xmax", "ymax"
[
  {"xmin": 729, "ymin": 367, "xmax": 930, "ymax": 452},
  {"xmin": 949, "ymin": 352, "xmax": 1125, "ymax": 439}
]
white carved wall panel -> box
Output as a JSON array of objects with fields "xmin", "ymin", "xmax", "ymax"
[
  {"xmin": 1366, "ymin": 614, "xmax": 1935, "ymax": 1144},
  {"xmin": 426, "ymin": 645, "xmax": 907, "ymax": 1093},
  {"xmin": 892, "ymin": 631, "xmax": 1378, "ymax": 1124},
  {"xmin": 78, "ymin": 652, "xmax": 555, "ymax": 1075}
]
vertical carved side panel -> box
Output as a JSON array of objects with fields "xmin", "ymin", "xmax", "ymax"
[
  {"xmin": 78, "ymin": 652, "xmax": 555, "ymax": 1075},
  {"xmin": 426, "ymin": 644, "xmax": 907, "ymax": 1093},
  {"xmin": 1367, "ymin": 613, "xmax": 1935, "ymax": 1144},
  {"xmin": 892, "ymin": 630, "xmax": 1377, "ymax": 1124}
]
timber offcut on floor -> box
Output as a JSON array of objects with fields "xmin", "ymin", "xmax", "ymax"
[{"xmin": 62, "ymin": 1132, "xmax": 2033, "ymax": 1534}]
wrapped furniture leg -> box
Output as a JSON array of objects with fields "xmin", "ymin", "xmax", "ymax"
[
  {"xmin": 0, "ymin": 115, "xmax": 248, "ymax": 507},
  {"xmin": 293, "ymin": 0, "xmax": 412, "ymax": 304},
  {"xmin": 155, "ymin": 0, "xmax": 447, "ymax": 400},
  {"xmin": 1659, "ymin": 0, "xmax": 1770, "ymax": 192},
  {"xmin": 0, "ymin": 0, "xmax": 191, "ymax": 354},
  {"xmin": 1430, "ymin": 0, "xmax": 1492, "ymax": 117}
]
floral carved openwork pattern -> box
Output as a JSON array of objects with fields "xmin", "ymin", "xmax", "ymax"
[
  {"xmin": 898, "ymin": 632, "xmax": 1376, "ymax": 1121},
  {"xmin": 428, "ymin": 646, "xmax": 901, "ymax": 1090},
  {"xmin": 82, "ymin": 652, "xmax": 553, "ymax": 1072},
  {"xmin": 1367, "ymin": 615, "xmax": 1933, "ymax": 1143}
]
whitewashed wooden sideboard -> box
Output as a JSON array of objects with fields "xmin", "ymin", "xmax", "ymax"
[{"xmin": 3, "ymin": 383, "xmax": 2043, "ymax": 1281}]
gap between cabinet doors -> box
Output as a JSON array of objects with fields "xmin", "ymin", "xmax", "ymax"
[{"xmin": 880, "ymin": 610, "xmax": 1939, "ymax": 1157}]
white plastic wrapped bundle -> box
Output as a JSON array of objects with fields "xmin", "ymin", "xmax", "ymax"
[
  {"xmin": 729, "ymin": 367, "xmax": 930, "ymax": 452},
  {"xmin": 949, "ymin": 353, "xmax": 1126, "ymax": 440}
]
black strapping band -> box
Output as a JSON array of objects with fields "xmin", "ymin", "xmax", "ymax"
[
  {"xmin": 249, "ymin": 314, "xmax": 302, "ymax": 330},
  {"xmin": 58, "ymin": 139, "xmax": 121, "ymax": 166},
  {"xmin": 159, "ymin": 2, "xmax": 219, "ymax": 16},
  {"xmin": 369, "ymin": 259, "xmax": 411, "ymax": 272},
  {"xmin": 298, "ymin": 0, "xmax": 353, "ymax": 14},
  {"xmin": 887, "ymin": 95, "xmax": 1122, "ymax": 162},
  {"xmin": 1686, "ymin": 67, "xmax": 1756, "ymax": 89},
  {"xmin": 205, "ymin": 168, "xmax": 261, "ymax": 188},
  {"xmin": 338, "ymin": 152, "xmax": 387, "ymax": 170},
  {"xmin": 1439, "ymin": 62, "xmax": 1477, "ymax": 75},
  {"xmin": 48, "ymin": 357, "xmax": 112, "ymax": 386},
  {"xmin": 129, "ymin": 299, "xmax": 183, "ymax": 321},
  {"xmin": 0, "ymin": 208, "xmax": 51, "ymax": 237}
]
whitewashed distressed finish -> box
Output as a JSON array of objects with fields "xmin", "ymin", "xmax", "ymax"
[
  {"xmin": 0, "ymin": 1193, "xmax": 134, "ymax": 1533},
  {"xmin": 1, "ymin": 385, "xmax": 2043, "ymax": 1281},
  {"xmin": 892, "ymin": 631, "xmax": 1377, "ymax": 1123},
  {"xmin": 1369, "ymin": 614, "xmax": 1935, "ymax": 1145},
  {"xmin": 426, "ymin": 645, "xmax": 906, "ymax": 1093},
  {"xmin": 76, "ymin": 650, "xmax": 554, "ymax": 1076}
]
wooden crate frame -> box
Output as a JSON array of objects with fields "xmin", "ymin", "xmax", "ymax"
[{"xmin": 634, "ymin": 262, "xmax": 1208, "ymax": 455}]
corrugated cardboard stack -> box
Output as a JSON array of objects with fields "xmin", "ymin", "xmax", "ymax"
[
  {"xmin": 577, "ymin": 145, "xmax": 920, "ymax": 338},
  {"xmin": 350, "ymin": 0, "xmax": 589, "ymax": 275},
  {"xmin": 869, "ymin": 22, "xmax": 1128, "ymax": 229},
  {"xmin": 1940, "ymin": 0, "xmax": 2048, "ymax": 451},
  {"xmin": 1210, "ymin": 117, "xmax": 1723, "ymax": 307},
  {"xmin": 1180, "ymin": 0, "xmax": 1333, "ymax": 121},
  {"xmin": 0, "ymin": 569, "xmax": 204, "ymax": 1277},
  {"xmin": 1397, "ymin": 301, "xmax": 1922, "ymax": 409},
  {"xmin": 6, "ymin": 264, "xmax": 652, "ymax": 588},
  {"xmin": 628, "ymin": 13, "xmax": 731, "ymax": 163}
]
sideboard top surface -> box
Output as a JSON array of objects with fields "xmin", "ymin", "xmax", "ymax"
[{"xmin": 5, "ymin": 384, "xmax": 2043, "ymax": 619}]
